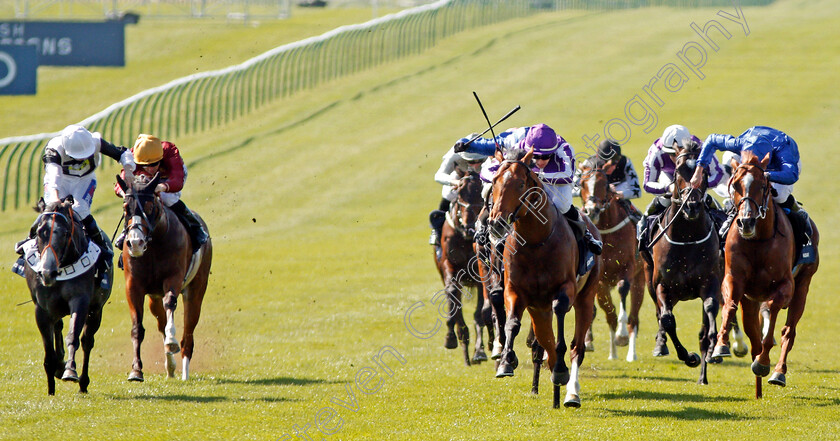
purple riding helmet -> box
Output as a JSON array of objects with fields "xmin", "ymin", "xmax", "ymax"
[{"xmin": 521, "ymin": 123, "xmax": 559, "ymax": 156}]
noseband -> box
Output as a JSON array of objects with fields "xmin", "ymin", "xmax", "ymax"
[
  {"xmin": 730, "ymin": 163, "xmax": 771, "ymax": 220},
  {"xmin": 579, "ymin": 166, "xmax": 612, "ymax": 212},
  {"xmin": 36, "ymin": 208, "xmax": 78, "ymax": 266},
  {"xmin": 125, "ymin": 193, "xmax": 162, "ymax": 245},
  {"xmin": 450, "ymin": 174, "xmax": 483, "ymax": 237}
]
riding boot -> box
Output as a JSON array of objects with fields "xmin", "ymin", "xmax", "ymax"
[
  {"xmin": 780, "ymin": 196, "xmax": 815, "ymax": 265},
  {"xmin": 564, "ymin": 207, "xmax": 602, "ymax": 255},
  {"xmin": 82, "ymin": 215, "xmax": 113, "ymax": 291},
  {"xmin": 429, "ymin": 210, "xmax": 446, "ymax": 247},
  {"xmin": 170, "ymin": 200, "xmax": 209, "ymax": 253}
]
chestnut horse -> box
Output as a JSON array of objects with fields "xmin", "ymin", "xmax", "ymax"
[
  {"xmin": 433, "ymin": 170, "xmax": 491, "ymax": 365},
  {"xmin": 712, "ymin": 151, "xmax": 819, "ymax": 398},
  {"xmin": 577, "ymin": 157, "xmax": 645, "ymax": 362},
  {"xmin": 24, "ymin": 197, "xmax": 112, "ymax": 394},
  {"xmin": 489, "ymin": 149, "xmax": 601, "ymax": 408},
  {"xmin": 117, "ymin": 174, "xmax": 212, "ymax": 381},
  {"xmin": 644, "ymin": 141, "xmax": 721, "ymax": 385}
]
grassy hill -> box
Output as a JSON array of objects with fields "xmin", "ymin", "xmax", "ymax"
[{"xmin": 1, "ymin": 1, "xmax": 839, "ymax": 439}]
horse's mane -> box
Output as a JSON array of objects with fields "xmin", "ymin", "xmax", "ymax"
[
  {"xmin": 740, "ymin": 150, "xmax": 761, "ymax": 165},
  {"xmin": 682, "ymin": 139, "xmax": 702, "ymax": 155},
  {"xmin": 581, "ymin": 154, "xmax": 605, "ymax": 170}
]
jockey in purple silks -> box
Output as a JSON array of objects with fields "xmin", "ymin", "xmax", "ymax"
[
  {"xmin": 636, "ymin": 124, "xmax": 727, "ymax": 255},
  {"xmin": 455, "ymin": 123, "xmax": 602, "ymax": 257},
  {"xmin": 690, "ymin": 125, "xmax": 814, "ymax": 265}
]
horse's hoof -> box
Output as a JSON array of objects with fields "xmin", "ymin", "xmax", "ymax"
[
  {"xmin": 584, "ymin": 341, "xmax": 595, "ymax": 352},
  {"xmin": 652, "ymin": 344, "xmax": 669, "ymax": 357},
  {"xmin": 61, "ymin": 369, "xmax": 79, "ymax": 382},
  {"xmin": 707, "ymin": 355, "xmax": 723, "ymax": 364},
  {"xmin": 490, "ymin": 341, "xmax": 503, "ymax": 360},
  {"xmin": 563, "ymin": 394, "xmax": 581, "ymax": 408},
  {"xmin": 472, "ymin": 350, "xmax": 488, "ymax": 363},
  {"xmin": 614, "ymin": 334, "xmax": 630, "ymax": 347},
  {"xmin": 552, "ymin": 369, "xmax": 570, "ymax": 386},
  {"xmin": 751, "ymin": 359, "xmax": 771, "ymax": 377},
  {"xmin": 127, "ymin": 370, "xmax": 144, "ymax": 382},
  {"xmin": 732, "ymin": 342, "xmax": 749, "ymax": 358},
  {"xmin": 495, "ymin": 362, "xmax": 515, "ymax": 378},
  {"xmin": 711, "ymin": 344, "xmax": 731, "ymax": 359},
  {"xmin": 443, "ymin": 332, "xmax": 458, "ymax": 349},
  {"xmin": 685, "ymin": 353, "xmax": 701, "ymax": 368},
  {"xmin": 768, "ymin": 372, "xmax": 786, "ymax": 387},
  {"xmin": 165, "ymin": 342, "xmax": 181, "ymax": 355}
]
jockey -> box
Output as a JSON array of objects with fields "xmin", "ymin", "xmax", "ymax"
[
  {"xmin": 574, "ymin": 139, "xmax": 643, "ymax": 224},
  {"xmin": 115, "ymin": 134, "xmax": 208, "ymax": 253},
  {"xmin": 637, "ymin": 124, "xmax": 726, "ymax": 253},
  {"xmin": 455, "ymin": 123, "xmax": 602, "ymax": 256},
  {"xmin": 428, "ymin": 137, "xmax": 488, "ymax": 249},
  {"xmin": 690, "ymin": 126, "xmax": 814, "ymax": 265},
  {"xmin": 13, "ymin": 125, "xmax": 136, "ymax": 290}
]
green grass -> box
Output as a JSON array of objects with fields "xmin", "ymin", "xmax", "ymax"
[{"xmin": 2, "ymin": 0, "xmax": 840, "ymax": 439}]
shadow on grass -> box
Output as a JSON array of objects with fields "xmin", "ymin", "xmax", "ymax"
[
  {"xmin": 598, "ymin": 390, "xmax": 749, "ymax": 403},
  {"xmin": 607, "ymin": 406, "xmax": 759, "ymax": 421},
  {"xmin": 211, "ymin": 376, "xmax": 346, "ymax": 386},
  {"xmin": 112, "ymin": 394, "xmax": 302, "ymax": 403}
]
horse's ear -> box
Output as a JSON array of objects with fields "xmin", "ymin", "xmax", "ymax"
[
  {"xmin": 116, "ymin": 174, "xmax": 128, "ymax": 193},
  {"xmin": 729, "ymin": 157, "xmax": 739, "ymax": 173},
  {"xmin": 522, "ymin": 146, "xmax": 534, "ymax": 164},
  {"xmin": 760, "ymin": 152, "xmax": 771, "ymax": 169},
  {"xmin": 494, "ymin": 149, "xmax": 504, "ymax": 163},
  {"xmin": 34, "ymin": 197, "xmax": 46, "ymax": 213}
]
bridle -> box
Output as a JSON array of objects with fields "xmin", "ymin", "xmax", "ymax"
[
  {"xmin": 450, "ymin": 173, "xmax": 483, "ymax": 237},
  {"xmin": 491, "ymin": 159, "xmax": 558, "ymax": 247},
  {"xmin": 124, "ymin": 191, "xmax": 162, "ymax": 246},
  {"xmin": 578, "ymin": 165, "xmax": 613, "ymax": 214},
  {"xmin": 730, "ymin": 163, "xmax": 771, "ymax": 220},
  {"xmin": 36, "ymin": 207, "xmax": 80, "ymax": 268}
]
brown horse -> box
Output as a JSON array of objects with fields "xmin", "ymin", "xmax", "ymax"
[
  {"xmin": 489, "ymin": 149, "xmax": 601, "ymax": 408},
  {"xmin": 433, "ymin": 170, "xmax": 491, "ymax": 365},
  {"xmin": 23, "ymin": 197, "xmax": 112, "ymax": 394},
  {"xmin": 644, "ymin": 141, "xmax": 722, "ymax": 384},
  {"xmin": 577, "ymin": 158, "xmax": 645, "ymax": 362},
  {"xmin": 712, "ymin": 151, "xmax": 819, "ymax": 398},
  {"xmin": 117, "ymin": 173, "xmax": 212, "ymax": 381}
]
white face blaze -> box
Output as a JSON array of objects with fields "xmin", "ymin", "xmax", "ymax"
[{"xmin": 126, "ymin": 215, "xmax": 147, "ymax": 257}]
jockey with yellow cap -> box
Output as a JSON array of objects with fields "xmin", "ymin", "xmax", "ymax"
[
  {"xmin": 114, "ymin": 135, "xmax": 208, "ymax": 253},
  {"xmin": 13, "ymin": 125, "xmax": 136, "ymax": 290}
]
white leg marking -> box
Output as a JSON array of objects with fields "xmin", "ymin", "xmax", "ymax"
[
  {"xmin": 626, "ymin": 325, "xmax": 638, "ymax": 362},
  {"xmin": 182, "ymin": 357, "xmax": 190, "ymax": 381},
  {"xmin": 608, "ymin": 329, "xmax": 618, "ymax": 360}
]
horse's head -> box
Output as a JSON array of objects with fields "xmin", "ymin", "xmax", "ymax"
[
  {"xmin": 728, "ymin": 151, "xmax": 771, "ymax": 238},
  {"xmin": 451, "ymin": 170, "xmax": 483, "ymax": 239},
  {"xmin": 673, "ymin": 140, "xmax": 705, "ymax": 221},
  {"xmin": 32, "ymin": 197, "xmax": 81, "ymax": 286},
  {"xmin": 489, "ymin": 148, "xmax": 543, "ymax": 240},
  {"xmin": 577, "ymin": 156, "xmax": 611, "ymax": 224},
  {"xmin": 118, "ymin": 172, "xmax": 164, "ymax": 257}
]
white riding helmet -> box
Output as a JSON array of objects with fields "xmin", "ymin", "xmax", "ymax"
[
  {"xmin": 459, "ymin": 151, "xmax": 486, "ymax": 162},
  {"xmin": 661, "ymin": 124, "xmax": 691, "ymax": 154},
  {"xmin": 59, "ymin": 125, "xmax": 96, "ymax": 159}
]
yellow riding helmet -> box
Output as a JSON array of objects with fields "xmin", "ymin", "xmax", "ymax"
[{"xmin": 133, "ymin": 134, "xmax": 164, "ymax": 164}]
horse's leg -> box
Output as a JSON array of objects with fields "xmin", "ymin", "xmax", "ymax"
[
  {"xmin": 595, "ymin": 281, "xmax": 618, "ymax": 360},
  {"xmin": 495, "ymin": 292, "xmax": 524, "ymax": 378},
  {"xmin": 565, "ymin": 281, "xmax": 596, "ymax": 408},
  {"xmin": 180, "ymin": 283, "xmax": 206, "ymax": 381},
  {"xmin": 61, "ymin": 295, "xmax": 91, "ymax": 382},
  {"xmin": 78, "ymin": 306, "xmax": 103, "ymax": 393},
  {"xmin": 488, "ymin": 259, "xmax": 506, "ymax": 360},
  {"xmin": 739, "ymin": 298, "xmax": 764, "ymax": 398},
  {"xmin": 615, "ymin": 278, "xmax": 630, "ymax": 347},
  {"xmin": 148, "ymin": 296, "xmax": 175, "ymax": 378},
  {"xmin": 472, "ymin": 288, "xmax": 488, "ymax": 363},
  {"xmin": 697, "ymin": 291, "xmax": 719, "ymax": 385},
  {"xmin": 162, "ymin": 286, "xmax": 181, "ymax": 355},
  {"xmin": 476, "ymin": 245, "xmax": 496, "ymax": 357},
  {"xmin": 126, "ymin": 286, "xmax": 147, "ymax": 382},
  {"xmin": 451, "ymin": 285, "xmax": 471, "ymax": 367},
  {"xmin": 713, "ymin": 272, "xmax": 743, "ymax": 358},
  {"xmin": 584, "ymin": 305, "xmax": 596, "ymax": 352},
  {"xmin": 648, "ymin": 276, "xmax": 669, "ymax": 357},
  {"xmin": 35, "ymin": 307, "xmax": 57, "ymax": 395},
  {"xmin": 731, "ymin": 317, "xmax": 750, "ymax": 358},
  {"xmin": 770, "ymin": 274, "xmax": 813, "ymax": 387},
  {"xmin": 656, "ymin": 284, "xmax": 700, "ymax": 368},
  {"xmin": 626, "ymin": 266, "xmax": 645, "ymax": 362},
  {"xmin": 52, "ymin": 320, "xmax": 65, "ymax": 378}
]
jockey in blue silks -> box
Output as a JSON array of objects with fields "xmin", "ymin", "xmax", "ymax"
[
  {"xmin": 454, "ymin": 123, "xmax": 602, "ymax": 257},
  {"xmin": 690, "ymin": 126, "xmax": 815, "ymax": 265}
]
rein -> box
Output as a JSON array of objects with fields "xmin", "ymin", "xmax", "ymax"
[
  {"xmin": 494, "ymin": 159, "xmax": 558, "ymax": 248},
  {"xmin": 37, "ymin": 208, "xmax": 79, "ymax": 267}
]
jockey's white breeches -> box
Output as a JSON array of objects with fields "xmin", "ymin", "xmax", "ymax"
[
  {"xmin": 442, "ymin": 185, "xmax": 457, "ymax": 202},
  {"xmin": 544, "ymin": 183, "xmax": 573, "ymax": 213},
  {"xmin": 159, "ymin": 191, "xmax": 181, "ymax": 207}
]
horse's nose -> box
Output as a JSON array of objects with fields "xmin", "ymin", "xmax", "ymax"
[
  {"xmin": 39, "ymin": 269, "xmax": 58, "ymax": 287},
  {"xmin": 736, "ymin": 217, "xmax": 756, "ymax": 231}
]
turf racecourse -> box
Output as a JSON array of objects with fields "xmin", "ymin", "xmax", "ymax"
[{"xmin": 1, "ymin": 1, "xmax": 840, "ymax": 439}]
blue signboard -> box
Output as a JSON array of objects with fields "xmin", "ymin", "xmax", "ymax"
[
  {"xmin": 0, "ymin": 45, "xmax": 37, "ymax": 95},
  {"xmin": 0, "ymin": 21, "xmax": 124, "ymax": 66}
]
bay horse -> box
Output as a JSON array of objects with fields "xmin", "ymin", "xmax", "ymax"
[
  {"xmin": 712, "ymin": 151, "xmax": 819, "ymax": 398},
  {"xmin": 644, "ymin": 141, "xmax": 721, "ymax": 385},
  {"xmin": 117, "ymin": 173, "xmax": 212, "ymax": 381},
  {"xmin": 433, "ymin": 170, "xmax": 492, "ymax": 365},
  {"xmin": 577, "ymin": 157, "xmax": 645, "ymax": 362},
  {"xmin": 24, "ymin": 197, "xmax": 112, "ymax": 395},
  {"xmin": 489, "ymin": 148, "xmax": 601, "ymax": 408}
]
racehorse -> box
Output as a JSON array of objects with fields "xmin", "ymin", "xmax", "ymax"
[
  {"xmin": 643, "ymin": 141, "xmax": 721, "ymax": 384},
  {"xmin": 489, "ymin": 148, "xmax": 601, "ymax": 408},
  {"xmin": 23, "ymin": 197, "xmax": 112, "ymax": 395},
  {"xmin": 433, "ymin": 170, "xmax": 491, "ymax": 365},
  {"xmin": 577, "ymin": 157, "xmax": 645, "ymax": 362},
  {"xmin": 712, "ymin": 151, "xmax": 819, "ymax": 398},
  {"xmin": 117, "ymin": 173, "xmax": 212, "ymax": 381}
]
